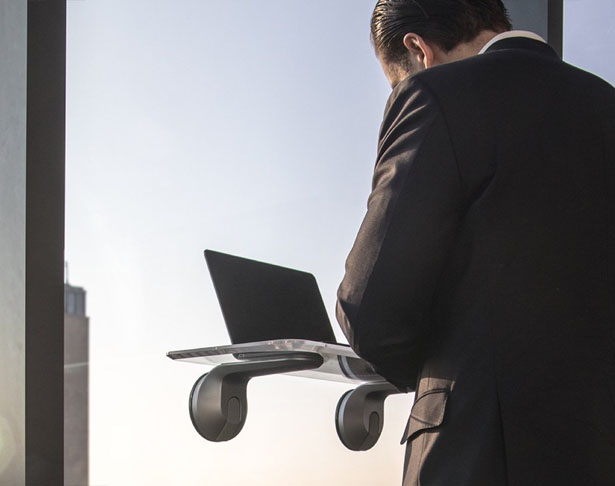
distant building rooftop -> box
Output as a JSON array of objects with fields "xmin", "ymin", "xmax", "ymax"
[{"xmin": 64, "ymin": 284, "xmax": 87, "ymax": 317}]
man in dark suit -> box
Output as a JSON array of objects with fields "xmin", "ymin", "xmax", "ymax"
[{"xmin": 336, "ymin": 1, "xmax": 615, "ymax": 484}]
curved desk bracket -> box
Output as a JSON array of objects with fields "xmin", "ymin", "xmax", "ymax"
[
  {"xmin": 335, "ymin": 381, "xmax": 404, "ymax": 451},
  {"xmin": 172, "ymin": 341, "xmax": 407, "ymax": 450},
  {"xmin": 189, "ymin": 352, "xmax": 324, "ymax": 442}
]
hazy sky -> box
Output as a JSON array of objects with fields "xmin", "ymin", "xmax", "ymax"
[
  {"xmin": 65, "ymin": 2, "xmax": 410, "ymax": 485},
  {"xmin": 64, "ymin": 1, "xmax": 615, "ymax": 485}
]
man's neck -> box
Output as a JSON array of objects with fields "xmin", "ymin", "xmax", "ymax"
[{"xmin": 437, "ymin": 30, "xmax": 502, "ymax": 64}]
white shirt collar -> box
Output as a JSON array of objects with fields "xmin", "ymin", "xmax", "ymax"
[{"xmin": 479, "ymin": 30, "xmax": 546, "ymax": 55}]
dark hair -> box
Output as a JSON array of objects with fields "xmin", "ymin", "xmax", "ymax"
[{"xmin": 371, "ymin": 0, "xmax": 512, "ymax": 64}]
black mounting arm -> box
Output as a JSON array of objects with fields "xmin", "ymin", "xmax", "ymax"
[
  {"xmin": 335, "ymin": 381, "xmax": 405, "ymax": 451},
  {"xmin": 189, "ymin": 352, "xmax": 324, "ymax": 442}
]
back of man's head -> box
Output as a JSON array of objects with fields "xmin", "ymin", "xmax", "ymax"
[{"xmin": 372, "ymin": 0, "xmax": 512, "ymax": 65}]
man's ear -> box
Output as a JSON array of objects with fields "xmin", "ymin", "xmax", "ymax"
[{"xmin": 402, "ymin": 33, "xmax": 435, "ymax": 69}]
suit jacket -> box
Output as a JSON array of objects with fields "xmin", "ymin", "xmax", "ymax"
[{"xmin": 336, "ymin": 37, "xmax": 615, "ymax": 486}]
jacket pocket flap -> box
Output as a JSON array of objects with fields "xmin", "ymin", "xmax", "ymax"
[{"xmin": 400, "ymin": 388, "xmax": 449, "ymax": 444}]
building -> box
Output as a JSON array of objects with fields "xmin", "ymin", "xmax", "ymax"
[{"xmin": 64, "ymin": 283, "xmax": 89, "ymax": 486}]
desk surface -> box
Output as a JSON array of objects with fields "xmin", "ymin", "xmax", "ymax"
[{"xmin": 167, "ymin": 339, "xmax": 384, "ymax": 384}]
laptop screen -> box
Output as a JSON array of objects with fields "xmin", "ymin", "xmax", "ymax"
[{"xmin": 204, "ymin": 250, "xmax": 337, "ymax": 345}]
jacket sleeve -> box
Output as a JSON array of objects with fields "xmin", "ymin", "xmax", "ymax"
[{"xmin": 336, "ymin": 76, "xmax": 465, "ymax": 390}]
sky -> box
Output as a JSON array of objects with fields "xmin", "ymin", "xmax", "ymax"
[{"xmin": 64, "ymin": 1, "xmax": 615, "ymax": 485}]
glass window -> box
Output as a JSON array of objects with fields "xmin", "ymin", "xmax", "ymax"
[
  {"xmin": 564, "ymin": 0, "xmax": 615, "ymax": 85},
  {"xmin": 65, "ymin": 1, "xmax": 413, "ymax": 485}
]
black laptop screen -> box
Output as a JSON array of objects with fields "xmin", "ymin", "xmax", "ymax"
[{"xmin": 205, "ymin": 250, "xmax": 337, "ymax": 345}]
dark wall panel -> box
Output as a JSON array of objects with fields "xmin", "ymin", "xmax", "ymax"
[{"xmin": 26, "ymin": 0, "xmax": 66, "ymax": 484}]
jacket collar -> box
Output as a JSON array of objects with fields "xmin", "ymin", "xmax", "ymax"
[
  {"xmin": 484, "ymin": 36, "xmax": 560, "ymax": 59},
  {"xmin": 480, "ymin": 30, "xmax": 545, "ymax": 54}
]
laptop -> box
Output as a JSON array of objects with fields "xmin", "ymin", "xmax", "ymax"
[
  {"xmin": 192, "ymin": 250, "xmax": 378, "ymax": 380},
  {"xmin": 204, "ymin": 249, "xmax": 344, "ymax": 346}
]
